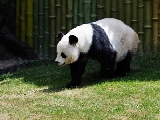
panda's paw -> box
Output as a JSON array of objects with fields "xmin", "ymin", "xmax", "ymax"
[
  {"xmin": 66, "ymin": 83, "xmax": 81, "ymax": 89},
  {"xmin": 114, "ymin": 69, "xmax": 130, "ymax": 77},
  {"xmin": 100, "ymin": 71, "xmax": 114, "ymax": 78}
]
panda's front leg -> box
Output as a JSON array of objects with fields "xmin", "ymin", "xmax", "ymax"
[{"xmin": 67, "ymin": 60, "xmax": 88, "ymax": 88}]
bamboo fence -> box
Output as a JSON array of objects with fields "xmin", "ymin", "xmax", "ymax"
[
  {"xmin": 7, "ymin": 0, "xmax": 160, "ymax": 59},
  {"xmin": 49, "ymin": 0, "xmax": 56, "ymax": 59},
  {"xmin": 153, "ymin": 0, "xmax": 159, "ymax": 52},
  {"xmin": 15, "ymin": 0, "xmax": 20, "ymax": 38},
  {"xmin": 137, "ymin": 0, "xmax": 144, "ymax": 52},
  {"xmin": 20, "ymin": 0, "xmax": 26, "ymax": 42},
  {"xmin": 33, "ymin": 0, "xmax": 38, "ymax": 53},
  {"xmin": 44, "ymin": 0, "xmax": 49, "ymax": 58},
  {"xmin": 26, "ymin": 0, "xmax": 33, "ymax": 47}
]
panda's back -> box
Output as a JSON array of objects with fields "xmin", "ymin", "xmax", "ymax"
[{"xmin": 93, "ymin": 18, "xmax": 139, "ymax": 61}]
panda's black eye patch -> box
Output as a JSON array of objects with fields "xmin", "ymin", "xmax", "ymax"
[{"xmin": 61, "ymin": 52, "xmax": 67, "ymax": 58}]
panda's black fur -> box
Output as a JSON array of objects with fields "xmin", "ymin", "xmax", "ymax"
[{"xmin": 66, "ymin": 23, "xmax": 132, "ymax": 88}]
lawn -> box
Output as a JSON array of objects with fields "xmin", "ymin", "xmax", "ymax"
[{"xmin": 0, "ymin": 53, "xmax": 160, "ymax": 120}]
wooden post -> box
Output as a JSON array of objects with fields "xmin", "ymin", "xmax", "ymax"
[
  {"xmin": 84, "ymin": 0, "xmax": 91, "ymax": 23},
  {"xmin": 44, "ymin": 0, "xmax": 49, "ymax": 57},
  {"xmin": 33, "ymin": 0, "xmax": 38, "ymax": 53},
  {"xmin": 49, "ymin": 0, "xmax": 56, "ymax": 59},
  {"xmin": 26, "ymin": 0, "xmax": 33, "ymax": 47},
  {"xmin": 152, "ymin": 0, "xmax": 159, "ymax": 52},
  {"xmin": 144, "ymin": 0, "xmax": 152, "ymax": 52},
  {"xmin": 137, "ymin": 0, "xmax": 144, "ymax": 52}
]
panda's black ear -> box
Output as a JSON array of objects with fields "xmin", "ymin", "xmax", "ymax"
[
  {"xmin": 69, "ymin": 35, "xmax": 78, "ymax": 46},
  {"xmin": 58, "ymin": 31, "xmax": 64, "ymax": 40}
]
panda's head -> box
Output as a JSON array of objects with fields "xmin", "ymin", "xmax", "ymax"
[{"xmin": 55, "ymin": 32, "xmax": 79, "ymax": 66}]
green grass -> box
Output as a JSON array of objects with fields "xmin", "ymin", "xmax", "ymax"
[{"xmin": 0, "ymin": 53, "xmax": 160, "ymax": 120}]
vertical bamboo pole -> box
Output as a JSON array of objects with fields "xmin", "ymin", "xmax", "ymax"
[
  {"xmin": 144, "ymin": 0, "xmax": 152, "ymax": 52},
  {"xmin": 111, "ymin": 0, "xmax": 117, "ymax": 18},
  {"xmin": 132, "ymin": 0, "xmax": 138, "ymax": 32},
  {"xmin": 9, "ymin": 0, "xmax": 15, "ymax": 22},
  {"xmin": 49, "ymin": 0, "xmax": 56, "ymax": 59},
  {"xmin": 137, "ymin": 0, "xmax": 144, "ymax": 52},
  {"xmin": 61, "ymin": 0, "xmax": 67, "ymax": 33},
  {"xmin": 84, "ymin": 0, "xmax": 91, "ymax": 23},
  {"xmin": 104, "ymin": 0, "xmax": 111, "ymax": 18},
  {"xmin": 44, "ymin": 0, "xmax": 49, "ymax": 58},
  {"xmin": 26, "ymin": 0, "xmax": 33, "ymax": 47},
  {"xmin": 158, "ymin": 0, "xmax": 160, "ymax": 51},
  {"xmin": 33, "ymin": 0, "xmax": 38, "ymax": 53},
  {"xmin": 91, "ymin": 0, "xmax": 97, "ymax": 22},
  {"xmin": 20, "ymin": 0, "xmax": 26, "ymax": 42},
  {"xmin": 124, "ymin": 0, "xmax": 132, "ymax": 26},
  {"xmin": 66, "ymin": 0, "xmax": 73, "ymax": 32},
  {"xmin": 118, "ymin": 0, "xmax": 124, "ymax": 21},
  {"xmin": 73, "ymin": 0, "xmax": 78, "ymax": 27},
  {"xmin": 152, "ymin": 0, "xmax": 159, "ymax": 52},
  {"xmin": 38, "ymin": 0, "xmax": 44, "ymax": 56},
  {"xmin": 78, "ymin": 0, "xmax": 84, "ymax": 25},
  {"xmin": 15, "ymin": 0, "xmax": 20, "ymax": 38},
  {"xmin": 55, "ymin": 0, "xmax": 62, "ymax": 44},
  {"xmin": 97, "ymin": 0, "xmax": 104, "ymax": 20}
]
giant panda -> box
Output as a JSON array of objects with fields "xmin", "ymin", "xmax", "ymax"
[{"xmin": 55, "ymin": 18, "xmax": 140, "ymax": 88}]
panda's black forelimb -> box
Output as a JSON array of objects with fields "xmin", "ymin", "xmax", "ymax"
[{"xmin": 67, "ymin": 55, "xmax": 88, "ymax": 88}]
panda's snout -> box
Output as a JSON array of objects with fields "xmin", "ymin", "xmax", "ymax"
[
  {"xmin": 55, "ymin": 60, "xmax": 59, "ymax": 64},
  {"xmin": 55, "ymin": 57, "xmax": 59, "ymax": 64}
]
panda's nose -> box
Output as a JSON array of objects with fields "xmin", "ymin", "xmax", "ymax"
[{"xmin": 55, "ymin": 60, "xmax": 59, "ymax": 64}]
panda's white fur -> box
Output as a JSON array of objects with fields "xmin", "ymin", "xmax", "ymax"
[{"xmin": 55, "ymin": 18, "xmax": 139, "ymax": 66}]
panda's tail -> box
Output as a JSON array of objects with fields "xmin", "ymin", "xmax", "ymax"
[{"xmin": 132, "ymin": 32, "xmax": 140, "ymax": 54}]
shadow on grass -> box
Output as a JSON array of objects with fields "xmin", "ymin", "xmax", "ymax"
[{"xmin": 0, "ymin": 53, "xmax": 160, "ymax": 92}]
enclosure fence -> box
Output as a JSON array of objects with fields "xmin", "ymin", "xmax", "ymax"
[{"xmin": 7, "ymin": 0, "xmax": 160, "ymax": 59}]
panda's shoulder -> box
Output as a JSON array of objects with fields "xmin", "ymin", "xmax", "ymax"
[
  {"xmin": 69, "ymin": 24, "xmax": 92, "ymax": 33},
  {"xmin": 66, "ymin": 24, "xmax": 93, "ymax": 38}
]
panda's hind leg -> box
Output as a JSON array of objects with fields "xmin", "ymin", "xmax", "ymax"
[
  {"xmin": 100, "ymin": 61, "xmax": 115, "ymax": 78},
  {"xmin": 100, "ymin": 52, "xmax": 117, "ymax": 78},
  {"xmin": 115, "ymin": 51, "xmax": 133, "ymax": 77}
]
